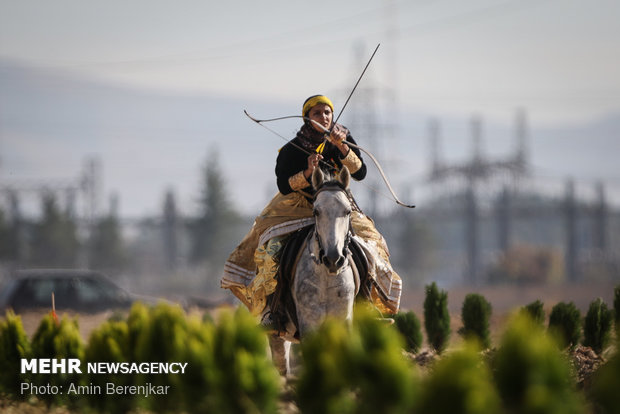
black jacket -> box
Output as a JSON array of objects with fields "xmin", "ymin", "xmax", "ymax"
[{"xmin": 275, "ymin": 131, "xmax": 367, "ymax": 197}]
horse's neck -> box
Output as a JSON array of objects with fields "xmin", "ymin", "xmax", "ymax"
[{"xmin": 295, "ymin": 226, "xmax": 357, "ymax": 336}]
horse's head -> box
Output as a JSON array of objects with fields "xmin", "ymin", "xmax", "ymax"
[{"xmin": 311, "ymin": 167, "xmax": 352, "ymax": 274}]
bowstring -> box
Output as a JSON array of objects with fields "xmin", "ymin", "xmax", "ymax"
[
  {"xmin": 250, "ymin": 117, "xmax": 400, "ymax": 204},
  {"xmin": 250, "ymin": 117, "xmax": 333, "ymax": 170}
]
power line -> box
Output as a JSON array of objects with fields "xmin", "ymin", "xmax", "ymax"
[{"xmin": 9, "ymin": 0, "xmax": 553, "ymax": 70}]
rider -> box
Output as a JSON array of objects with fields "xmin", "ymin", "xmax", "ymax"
[{"xmin": 221, "ymin": 95, "xmax": 401, "ymax": 324}]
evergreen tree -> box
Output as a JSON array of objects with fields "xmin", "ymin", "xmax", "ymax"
[
  {"xmin": 30, "ymin": 193, "xmax": 79, "ymax": 267},
  {"xmin": 190, "ymin": 149, "xmax": 241, "ymax": 264},
  {"xmin": 424, "ymin": 282, "xmax": 451, "ymax": 353},
  {"xmin": 89, "ymin": 202, "xmax": 126, "ymax": 274},
  {"xmin": 583, "ymin": 298, "xmax": 613, "ymax": 354},
  {"xmin": 460, "ymin": 293, "xmax": 492, "ymax": 349},
  {"xmin": 163, "ymin": 189, "xmax": 179, "ymax": 271},
  {"xmin": 0, "ymin": 208, "xmax": 10, "ymax": 260},
  {"xmin": 0, "ymin": 197, "xmax": 22, "ymax": 264},
  {"xmin": 548, "ymin": 301, "xmax": 582, "ymax": 350},
  {"xmin": 521, "ymin": 300, "xmax": 546, "ymax": 326}
]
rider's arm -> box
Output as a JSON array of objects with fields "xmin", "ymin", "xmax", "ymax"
[
  {"xmin": 339, "ymin": 134, "xmax": 366, "ymax": 181},
  {"xmin": 276, "ymin": 143, "xmax": 310, "ymax": 195}
]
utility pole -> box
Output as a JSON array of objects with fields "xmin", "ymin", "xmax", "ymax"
[
  {"xmin": 465, "ymin": 185, "xmax": 479, "ymax": 285},
  {"xmin": 496, "ymin": 187, "xmax": 511, "ymax": 253},
  {"xmin": 346, "ymin": 41, "xmax": 380, "ymax": 216},
  {"xmin": 564, "ymin": 179, "xmax": 578, "ymax": 282},
  {"xmin": 592, "ymin": 182, "xmax": 607, "ymax": 253}
]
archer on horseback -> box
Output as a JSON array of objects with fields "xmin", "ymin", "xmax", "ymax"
[{"xmin": 220, "ymin": 95, "xmax": 402, "ymax": 327}]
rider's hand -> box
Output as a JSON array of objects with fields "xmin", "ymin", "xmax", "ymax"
[
  {"xmin": 329, "ymin": 124, "xmax": 349, "ymax": 156},
  {"xmin": 304, "ymin": 153, "xmax": 323, "ymax": 179}
]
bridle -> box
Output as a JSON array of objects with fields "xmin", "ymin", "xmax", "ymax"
[{"xmin": 310, "ymin": 182, "xmax": 354, "ymax": 269}]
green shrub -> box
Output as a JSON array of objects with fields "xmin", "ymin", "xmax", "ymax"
[
  {"xmin": 392, "ymin": 310, "xmax": 423, "ymax": 353},
  {"xmin": 177, "ymin": 315, "xmax": 215, "ymax": 413},
  {"xmin": 423, "ymin": 282, "xmax": 451, "ymax": 353},
  {"xmin": 348, "ymin": 312, "xmax": 418, "ymax": 414},
  {"xmin": 583, "ymin": 298, "xmax": 613, "ymax": 354},
  {"xmin": 590, "ymin": 351, "xmax": 620, "ymax": 414},
  {"xmin": 0, "ymin": 311, "xmax": 31, "ymax": 397},
  {"xmin": 297, "ymin": 310, "xmax": 418, "ymax": 414},
  {"xmin": 493, "ymin": 314, "xmax": 585, "ymax": 414},
  {"xmin": 85, "ymin": 319, "xmax": 132, "ymax": 413},
  {"xmin": 521, "ymin": 300, "xmax": 546, "ymax": 326},
  {"xmin": 296, "ymin": 319, "xmax": 355, "ymax": 414},
  {"xmin": 126, "ymin": 302, "xmax": 150, "ymax": 359},
  {"xmin": 548, "ymin": 301, "xmax": 581, "ymax": 349},
  {"xmin": 133, "ymin": 302, "xmax": 189, "ymax": 412},
  {"xmin": 30, "ymin": 313, "xmax": 85, "ymax": 405},
  {"xmin": 95, "ymin": 303, "xmax": 279, "ymax": 414},
  {"xmin": 460, "ymin": 293, "xmax": 492, "ymax": 349},
  {"xmin": 208, "ymin": 307, "xmax": 280, "ymax": 414},
  {"xmin": 415, "ymin": 341, "xmax": 501, "ymax": 414}
]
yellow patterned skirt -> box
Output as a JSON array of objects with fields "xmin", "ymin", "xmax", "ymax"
[{"xmin": 221, "ymin": 192, "xmax": 402, "ymax": 316}]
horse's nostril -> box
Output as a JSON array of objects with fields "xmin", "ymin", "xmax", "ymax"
[{"xmin": 323, "ymin": 253, "xmax": 345, "ymax": 272}]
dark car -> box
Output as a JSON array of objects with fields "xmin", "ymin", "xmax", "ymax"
[{"xmin": 0, "ymin": 269, "xmax": 148, "ymax": 313}]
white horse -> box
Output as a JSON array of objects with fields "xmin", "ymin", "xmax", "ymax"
[{"xmin": 269, "ymin": 166, "xmax": 359, "ymax": 375}]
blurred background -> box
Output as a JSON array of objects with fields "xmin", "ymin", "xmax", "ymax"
[{"xmin": 1, "ymin": 0, "xmax": 619, "ymax": 308}]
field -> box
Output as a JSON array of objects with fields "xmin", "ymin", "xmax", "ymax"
[{"xmin": 1, "ymin": 280, "xmax": 618, "ymax": 413}]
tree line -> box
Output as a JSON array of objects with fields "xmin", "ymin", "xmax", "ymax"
[{"xmin": 0, "ymin": 150, "xmax": 244, "ymax": 277}]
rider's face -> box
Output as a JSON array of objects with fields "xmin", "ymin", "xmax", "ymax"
[{"xmin": 307, "ymin": 103, "xmax": 333, "ymax": 132}]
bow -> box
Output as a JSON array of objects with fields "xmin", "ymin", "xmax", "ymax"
[
  {"xmin": 244, "ymin": 111, "xmax": 415, "ymax": 209},
  {"xmin": 244, "ymin": 43, "xmax": 414, "ymax": 209}
]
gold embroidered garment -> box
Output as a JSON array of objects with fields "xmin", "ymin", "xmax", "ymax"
[{"xmin": 221, "ymin": 191, "xmax": 401, "ymax": 315}]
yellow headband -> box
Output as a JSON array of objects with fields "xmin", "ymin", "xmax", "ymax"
[{"xmin": 302, "ymin": 95, "xmax": 334, "ymax": 117}]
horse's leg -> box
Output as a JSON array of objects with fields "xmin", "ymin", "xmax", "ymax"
[{"xmin": 268, "ymin": 334, "xmax": 290, "ymax": 376}]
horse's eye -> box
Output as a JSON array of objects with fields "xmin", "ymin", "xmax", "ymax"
[{"xmin": 313, "ymin": 210, "xmax": 320, "ymax": 217}]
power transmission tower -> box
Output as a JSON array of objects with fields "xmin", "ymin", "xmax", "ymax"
[
  {"xmin": 344, "ymin": 41, "xmax": 398, "ymax": 216},
  {"xmin": 0, "ymin": 155, "xmax": 104, "ymax": 266},
  {"xmin": 427, "ymin": 111, "xmax": 530, "ymax": 285}
]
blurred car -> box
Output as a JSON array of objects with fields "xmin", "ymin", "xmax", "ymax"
[{"xmin": 0, "ymin": 269, "xmax": 153, "ymax": 313}]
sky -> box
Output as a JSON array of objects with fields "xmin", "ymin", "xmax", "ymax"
[
  {"xmin": 1, "ymin": 0, "xmax": 620, "ymax": 218},
  {"xmin": 2, "ymin": 0, "xmax": 619, "ymax": 125}
]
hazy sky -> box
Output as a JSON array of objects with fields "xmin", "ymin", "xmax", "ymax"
[
  {"xmin": 1, "ymin": 0, "xmax": 620, "ymax": 217},
  {"xmin": 2, "ymin": 0, "xmax": 619, "ymax": 125}
]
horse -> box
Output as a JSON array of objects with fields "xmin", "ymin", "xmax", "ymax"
[{"xmin": 269, "ymin": 166, "xmax": 359, "ymax": 375}]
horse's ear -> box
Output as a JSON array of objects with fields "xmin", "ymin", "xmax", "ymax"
[
  {"xmin": 338, "ymin": 166, "xmax": 350, "ymax": 189},
  {"xmin": 312, "ymin": 167, "xmax": 324, "ymax": 190}
]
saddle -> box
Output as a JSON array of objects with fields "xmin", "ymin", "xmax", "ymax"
[{"xmin": 267, "ymin": 224, "xmax": 371, "ymax": 337}]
